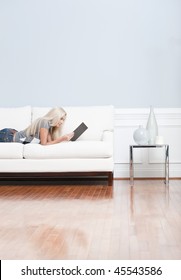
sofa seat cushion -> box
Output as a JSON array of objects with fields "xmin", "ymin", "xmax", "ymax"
[
  {"xmin": 23, "ymin": 141, "xmax": 113, "ymax": 159},
  {"xmin": 0, "ymin": 143, "xmax": 24, "ymax": 159}
]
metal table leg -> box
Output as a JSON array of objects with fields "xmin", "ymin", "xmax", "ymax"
[
  {"xmin": 165, "ymin": 145, "xmax": 169, "ymax": 186},
  {"xmin": 130, "ymin": 145, "xmax": 134, "ymax": 186}
]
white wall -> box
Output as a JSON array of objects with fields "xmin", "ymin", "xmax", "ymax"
[{"xmin": 0, "ymin": 0, "xmax": 181, "ymax": 107}]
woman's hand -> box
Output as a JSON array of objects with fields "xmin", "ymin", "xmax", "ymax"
[
  {"xmin": 40, "ymin": 128, "xmax": 74, "ymax": 145},
  {"xmin": 60, "ymin": 132, "xmax": 74, "ymax": 141}
]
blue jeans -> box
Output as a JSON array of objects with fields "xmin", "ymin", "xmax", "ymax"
[{"xmin": 0, "ymin": 128, "xmax": 17, "ymax": 142}]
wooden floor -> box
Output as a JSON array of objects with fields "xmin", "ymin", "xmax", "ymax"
[{"xmin": 0, "ymin": 179, "xmax": 181, "ymax": 260}]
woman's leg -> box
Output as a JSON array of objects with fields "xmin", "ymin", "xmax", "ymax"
[{"xmin": 0, "ymin": 128, "xmax": 17, "ymax": 142}]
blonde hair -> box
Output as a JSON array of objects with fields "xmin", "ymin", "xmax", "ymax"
[{"xmin": 25, "ymin": 107, "xmax": 67, "ymax": 140}]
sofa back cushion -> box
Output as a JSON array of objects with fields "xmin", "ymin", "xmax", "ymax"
[
  {"xmin": 32, "ymin": 106, "xmax": 114, "ymax": 140},
  {"xmin": 0, "ymin": 106, "xmax": 31, "ymax": 131}
]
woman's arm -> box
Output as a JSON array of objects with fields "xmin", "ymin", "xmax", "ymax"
[{"xmin": 40, "ymin": 128, "xmax": 74, "ymax": 145}]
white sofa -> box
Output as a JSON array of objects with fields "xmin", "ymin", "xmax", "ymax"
[{"xmin": 0, "ymin": 105, "xmax": 114, "ymax": 185}]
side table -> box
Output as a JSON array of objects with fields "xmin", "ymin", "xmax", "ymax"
[{"xmin": 129, "ymin": 145, "xmax": 169, "ymax": 186}]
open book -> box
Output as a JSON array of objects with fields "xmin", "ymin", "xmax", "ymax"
[{"xmin": 71, "ymin": 122, "xmax": 88, "ymax": 141}]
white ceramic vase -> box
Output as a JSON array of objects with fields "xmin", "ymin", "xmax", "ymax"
[
  {"xmin": 146, "ymin": 106, "xmax": 158, "ymax": 144},
  {"xmin": 133, "ymin": 125, "xmax": 149, "ymax": 145}
]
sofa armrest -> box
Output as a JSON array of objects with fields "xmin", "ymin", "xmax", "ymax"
[{"xmin": 102, "ymin": 130, "xmax": 113, "ymax": 143}]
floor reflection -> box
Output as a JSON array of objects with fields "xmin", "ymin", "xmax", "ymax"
[{"xmin": 0, "ymin": 179, "xmax": 181, "ymax": 259}]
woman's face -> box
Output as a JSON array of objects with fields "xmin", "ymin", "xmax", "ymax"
[{"xmin": 56, "ymin": 114, "xmax": 66, "ymax": 127}]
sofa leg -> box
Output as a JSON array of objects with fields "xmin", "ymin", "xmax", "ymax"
[{"xmin": 108, "ymin": 172, "xmax": 113, "ymax": 186}]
